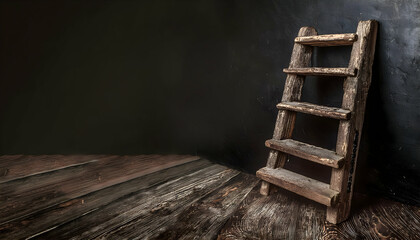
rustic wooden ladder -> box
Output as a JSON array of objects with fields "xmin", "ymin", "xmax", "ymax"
[{"xmin": 256, "ymin": 20, "xmax": 378, "ymax": 224}]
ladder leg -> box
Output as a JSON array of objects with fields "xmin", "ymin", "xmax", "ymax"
[
  {"xmin": 260, "ymin": 26, "xmax": 317, "ymax": 195},
  {"xmin": 327, "ymin": 20, "xmax": 378, "ymax": 223},
  {"xmin": 260, "ymin": 151, "xmax": 288, "ymax": 195},
  {"xmin": 327, "ymin": 125, "xmax": 361, "ymax": 223},
  {"xmin": 327, "ymin": 123, "xmax": 359, "ymax": 223}
]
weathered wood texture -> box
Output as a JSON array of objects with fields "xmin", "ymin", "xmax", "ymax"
[
  {"xmin": 0, "ymin": 154, "xmax": 199, "ymax": 224},
  {"xmin": 266, "ymin": 139, "xmax": 344, "ymax": 168},
  {"xmin": 277, "ymin": 101, "xmax": 351, "ymax": 120},
  {"xmin": 105, "ymin": 173, "xmax": 259, "ymax": 240},
  {"xmin": 261, "ymin": 26, "xmax": 317, "ymax": 195},
  {"xmin": 0, "ymin": 155, "xmax": 107, "ymax": 183},
  {"xmin": 328, "ymin": 20, "xmax": 378, "ymax": 224},
  {"xmin": 218, "ymin": 186, "xmax": 326, "ymax": 240},
  {"xmin": 295, "ymin": 33, "xmax": 357, "ymax": 46},
  {"xmin": 283, "ymin": 67, "xmax": 357, "ymax": 77},
  {"xmin": 1, "ymin": 155, "xmax": 419, "ymax": 239},
  {"xmin": 258, "ymin": 20, "xmax": 378, "ymax": 224},
  {"xmin": 257, "ymin": 167, "xmax": 339, "ymax": 206},
  {"xmin": 32, "ymin": 163, "xmax": 240, "ymax": 240},
  {"xmin": 0, "ymin": 159, "xmax": 212, "ymax": 240},
  {"xmin": 218, "ymin": 185, "xmax": 420, "ymax": 240}
]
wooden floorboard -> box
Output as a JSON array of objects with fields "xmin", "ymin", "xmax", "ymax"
[
  {"xmin": 0, "ymin": 155, "xmax": 419, "ymax": 240},
  {"xmin": 218, "ymin": 184, "xmax": 325, "ymax": 240},
  {"xmin": 135, "ymin": 173, "xmax": 258, "ymax": 240},
  {"xmin": 0, "ymin": 155, "xmax": 108, "ymax": 183},
  {"xmin": 218, "ymin": 184, "xmax": 420, "ymax": 240},
  {"xmin": 0, "ymin": 154, "xmax": 199, "ymax": 224},
  {"xmin": 33, "ymin": 163, "xmax": 238, "ymax": 239},
  {"xmin": 0, "ymin": 159, "xmax": 211, "ymax": 240}
]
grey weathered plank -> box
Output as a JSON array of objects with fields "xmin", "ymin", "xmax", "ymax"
[
  {"xmin": 277, "ymin": 101, "xmax": 351, "ymax": 120},
  {"xmin": 295, "ymin": 33, "xmax": 357, "ymax": 46},
  {"xmin": 328, "ymin": 20, "xmax": 378, "ymax": 224},
  {"xmin": 256, "ymin": 167, "xmax": 339, "ymax": 206},
  {"xmin": 0, "ymin": 159, "xmax": 212, "ymax": 240},
  {"xmin": 99, "ymin": 173, "xmax": 259, "ymax": 240},
  {"xmin": 33, "ymin": 164, "xmax": 239, "ymax": 239},
  {"xmin": 260, "ymin": 26, "xmax": 317, "ymax": 195},
  {"xmin": 283, "ymin": 67, "xmax": 356, "ymax": 77},
  {"xmin": 265, "ymin": 139, "xmax": 344, "ymax": 168},
  {"xmin": 0, "ymin": 155, "xmax": 199, "ymax": 224}
]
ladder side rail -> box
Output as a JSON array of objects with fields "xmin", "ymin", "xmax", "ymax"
[
  {"xmin": 260, "ymin": 27, "xmax": 317, "ymax": 195},
  {"xmin": 327, "ymin": 20, "xmax": 378, "ymax": 224}
]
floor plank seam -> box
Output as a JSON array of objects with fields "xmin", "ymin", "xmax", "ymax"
[
  {"xmin": 0, "ymin": 159, "xmax": 100, "ymax": 184},
  {"xmin": 27, "ymin": 161, "xmax": 223, "ymax": 239},
  {"xmin": 0, "ymin": 157, "xmax": 203, "ymax": 226}
]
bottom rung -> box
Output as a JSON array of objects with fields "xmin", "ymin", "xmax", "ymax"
[{"xmin": 256, "ymin": 167, "xmax": 339, "ymax": 206}]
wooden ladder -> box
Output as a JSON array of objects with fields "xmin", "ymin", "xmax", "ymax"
[{"xmin": 256, "ymin": 20, "xmax": 378, "ymax": 224}]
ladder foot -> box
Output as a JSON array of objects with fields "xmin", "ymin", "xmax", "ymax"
[
  {"xmin": 326, "ymin": 202, "xmax": 351, "ymax": 224},
  {"xmin": 260, "ymin": 181, "xmax": 270, "ymax": 195}
]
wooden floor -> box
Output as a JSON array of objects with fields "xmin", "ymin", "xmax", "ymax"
[{"xmin": 0, "ymin": 155, "xmax": 419, "ymax": 240}]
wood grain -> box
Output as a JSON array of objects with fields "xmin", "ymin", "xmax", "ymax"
[
  {"xmin": 265, "ymin": 139, "xmax": 344, "ymax": 168},
  {"xmin": 283, "ymin": 67, "xmax": 357, "ymax": 77},
  {"xmin": 295, "ymin": 33, "xmax": 357, "ymax": 47},
  {"xmin": 0, "ymin": 159, "xmax": 212, "ymax": 240},
  {"xmin": 277, "ymin": 101, "xmax": 351, "ymax": 120},
  {"xmin": 33, "ymin": 164, "xmax": 239, "ymax": 239},
  {"xmin": 218, "ymin": 185, "xmax": 420, "ymax": 240},
  {"xmin": 328, "ymin": 20, "xmax": 378, "ymax": 224},
  {"xmin": 0, "ymin": 154, "xmax": 419, "ymax": 239},
  {"xmin": 104, "ymin": 173, "xmax": 259, "ymax": 240},
  {"xmin": 218, "ymin": 185, "xmax": 326, "ymax": 240},
  {"xmin": 260, "ymin": 26, "xmax": 317, "ymax": 195},
  {"xmin": 256, "ymin": 167, "xmax": 339, "ymax": 206},
  {"xmin": 0, "ymin": 154, "xmax": 199, "ymax": 224},
  {"xmin": 0, "ymin": 155, "xmax": 108, "ymax": 183}
]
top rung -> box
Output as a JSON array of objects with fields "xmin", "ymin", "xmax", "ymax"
[{"xmin": 295, "ymin": 33, "xmax": 357, "ymax": 47}]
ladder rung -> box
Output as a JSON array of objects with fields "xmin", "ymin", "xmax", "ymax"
[
  {"xmin": 265, "ymin": 139, "xmax": 344, "ymax": 168},
  {"xmin": 277, "ymin": 101, "xmax": 351, "ymax": 120},
  {"xmin": 256, "ymin": 167, "xmax": 339, "ymax": 206},
  {"xmin": 295, "ymin": 33, "xmax": 357, "ymax": 47},
  {"xmin": 283, "ymin": 67, "xmax": 357, "ymax": 77}
]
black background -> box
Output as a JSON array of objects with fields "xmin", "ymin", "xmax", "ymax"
[{"xmin": 1, "ymin": 0, "xmax": 419, "ymax": 204}]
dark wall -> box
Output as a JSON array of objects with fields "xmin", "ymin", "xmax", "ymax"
[{"xmin": 1, "ymin": 0, "xmax": 419, "ymax": 204}]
